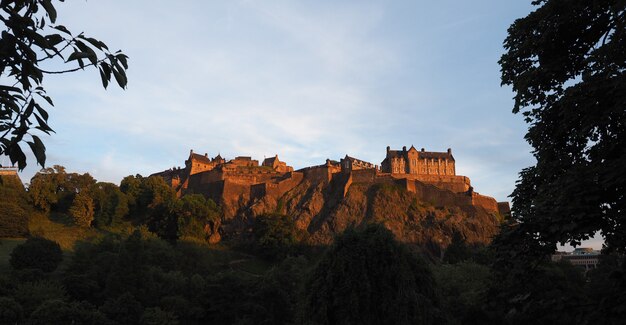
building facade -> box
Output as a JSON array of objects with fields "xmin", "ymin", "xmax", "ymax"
[{"xmin": 380, "ymin": 145, "xmax": 455, "ymax": 175}]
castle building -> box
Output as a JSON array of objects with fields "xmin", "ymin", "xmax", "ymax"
[
  {"xmin": 381, "ymin": 145, "xmax": 455, "ymax": 175},
  {"xmin": 262, "ymin": 155, "xmax": 294, "ymax": 173},
  {"xmin": 340, "ymin": 155, "xmax": 376, "ymax": 172}
]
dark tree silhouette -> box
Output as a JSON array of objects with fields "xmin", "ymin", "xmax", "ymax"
[
  {"xmin": 303, "ymin": 224, "xmax": 441, "ymax": 325},
  {"xmin": 10, "ymin": 237, "xmax": 63, "ymax": 272},
  {"xmin": 0, "ymin": 0, "xmax": 128, "ymax": 169},
  {"xmin": 496, "ymin": 0, "xmax": 626, "ymax": 260}
]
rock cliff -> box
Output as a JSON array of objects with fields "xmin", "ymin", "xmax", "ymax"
[{"xmin": 220, "ymin": 172, "xmax": 503, "ymax": 249}]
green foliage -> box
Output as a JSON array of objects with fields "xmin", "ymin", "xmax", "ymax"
[
  {"xmin": 490, "ymin": 1, "xmax": 626, "ymax": 321},
  {"xmin": 175, "ymin": 194, "xmax": 220, "ymax": 241},
  {"xmin": 119, "ymin": 175, "xmax": 178, "ymax": 240},
  {"xmin": 120, "ymin": 174, "xmax": 143, "ymax": 215},
  {"xmin": 443, "ymin": 231, "xmax": 472, "ymax": 264},
  {"xmin": 13, "ymin": 280, "xmax": 67, "ymax": 315},
  {"xmin": 303, "ymin": 223, "xmax": 441, "ymax": 325},
  {"xmin": 28, "ymin": 165, "xmax": 65, "ymax": 212},
  {"xmin": 90, "ymin": 182, "xmax": 129, "ymax": 228},
  {"xmin": 100, "ymin": 292, "xmax": 144, "ymax": 325},
  {"xmin": 9, "ymin": 237, "xmax": 62, "ymax": 272},
  {"xmin": 498, "ymin": 0, "xmax": 626, "ymax": 253},
  {"xmin": 584, "ymin": 254, "xmax": 626, "ymax": 323},
  {"xmin": 69, "ymin": 191, "xmax": 94, "ymax": 227},
  {"xmin": 28, "ymin": 166, "xmax": 96, "ymax": 213},
  {"xmin": 28, "ymin": 299, "xmax": 108, "ymax": 325},
  {"xmin": 0, "ymin": 0, "xmax": 128, "ymax": 170},
  {"xmin": 140, "ymin": 306, "xmax": 179, "ymax": 325},
  {"xmin": 432, "ymin": 261, "xmax": 491, "ymax": 324},
  {"xmin": 0, "ymin": 175, "xmax": 29, "ymax": 237},
  {"xmin": 486, "ymin": 260, "xmax": 589, "ymax": 325},
  {"xmin": 0, "ymin": 296, "xmax": 23, "ymax": 324},
  {"xmin": 252, "ymin": 213, "xmax": 298, "ymax": 260}
]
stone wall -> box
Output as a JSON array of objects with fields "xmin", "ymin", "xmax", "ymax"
[
  {"xmin": 471, "ymin": 193, "xmax": 499, "ymax": 213},
  {"xmin": 350, "ymin": 169, "xmax": 378, "ymax": 183},
  {"xmin": 391, "ymin": 174, "xmax": 470, "ymax": 193},
  {"xmin": 300, "ymin": 165, "xmax": 340, "ymax": 184},
  {"xmin": 251, "ymin": 172, "xmax": 304, "ymax": 200}
]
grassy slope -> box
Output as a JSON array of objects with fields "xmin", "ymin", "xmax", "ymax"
[{"xmin": 0, "ymin": 212, "xmax": 272, "ymax": 277}]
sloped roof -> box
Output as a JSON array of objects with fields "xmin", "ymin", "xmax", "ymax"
[
  {"xmin": 419, "ymin": 151, "xmax": 454, "ymax": 161},
  {"xmin": 345, "ymin": 155, "xmax": 374, "ymax": 166},
  {"xmin": 385, "ymin": 150, "xmax": 404, "ymax": 158},
  {"xmin": 189, "ymin": 153, "xmax": 212, "ymax": 164},
  {"xmin": 263, "ymin": 156, "xmax": 278, "ymax": 165}
]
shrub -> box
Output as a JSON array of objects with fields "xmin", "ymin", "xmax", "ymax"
[
  {"xmin": 28, "ymin": 300, "xmax": 108, "ymax": 325},
  {"xmin": 0, "ymin": 297, "xmax": 23, "ymax": 324},
  {"xmin": 9, "ymin": 237, "xmax": 63, "ymax": 272},
  {"xmin": 303, "ymin": 224, "xmax": 442, "ymax": 325},
  {"xmin": 13, "ymin": 280, "xmax": 67, "ymax": 315},
  {"xmin": 252, "ymin": 213, "xmax": 298, "ymax": 260}
]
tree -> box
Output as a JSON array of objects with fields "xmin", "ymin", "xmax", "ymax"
[
  {"xmin": 175, "ymin": 194, "xmax": 219, "ymax": 241},
  {"xmin": 28, "ymin": 300, "xmax": 109, "ymax": 325},
  {"xmin": 69, "ymin": 190, "xmax": 94, "ymax": 227},
  {"xmin": 443, "ymin": 231, "xmax": 472, "ymax": 264},
  {"xmin": 497, "ymin": 0, "xmax": 626, "ymax": 259},
  {"xmin": 303, "ymin": 224, "xmax": 441, "ymax": 325},
  {"xmin": 0, "ymin": 297, "xmax": 23, "ymax": 324},
  {"xmin": 0, "ymin": 172, "xmax": 29, "ymax": 236},
  {"xmin": 0, "ymin": 0, "xmax": 128, "ymax": 170},
  {"xmin": 28, "ymin": 165, "xmax": 66, "ymax": 212},
  {"xmin": 10, "ymin": 236, "xmax": 63, "ymax": 272},
  {"xmin": 252, "ymin": 213, "xmax": 298, "ymax": 260},
  {"xmin": 89, "ymin": 182, "xmax": 128, "ymax": 228},
  {"xmin": 28, "ymin": 165, "xmax": 95, "ymax": 213}
]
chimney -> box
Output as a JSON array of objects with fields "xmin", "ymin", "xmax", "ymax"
[
  {"xmin": 190, "ymin": 149, "xmax": 193, "ymax": 155},
  {"xmin": 402, "ymin": 146, "xmax": 406, "ymax": 152},
  {"xmin": 204, "ymin": 153, "xmax": 208, "ymax": 158},
  {"xmin": 386, "ymin": 146, "xmax": 390, "ymax": 153},
  {"xmin": 447, "ymin": 148, "xmax": 452, "ymax": 154},
  {"xmin": 421, "ymin": 148, "xmax": 425, "ymax": 152}
]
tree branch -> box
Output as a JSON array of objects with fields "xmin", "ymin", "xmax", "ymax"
[{"xmin": 36, "ymin": 58, "xmax": 106, "ymax": 74}]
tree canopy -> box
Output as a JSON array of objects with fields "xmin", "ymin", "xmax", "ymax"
[
  {"xmin": 497, "ymin": 0, "xmax": 626, "ymax": 258},
  {"xmin": 303, "ymin": 224, "xmax": 441, "ymax": 325},
  {"xmin": 0, "ymin": 0, "xmax": 128, "ymax": 170}
]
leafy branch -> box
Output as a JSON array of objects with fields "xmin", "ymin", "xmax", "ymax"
[{"xmin": 0, "ymin": 0, "xmax": 128, "ymax": 170}]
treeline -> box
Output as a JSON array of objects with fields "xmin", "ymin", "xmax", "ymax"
[
  {"xmin": 1, "ymin": 224, "xmax": 444, "ymax": 324},
  {"xmin": 1, "ymin": 166, "xmax": 625, "ymax": 324},
  {"xmin": 3, "ymin": 221, "xmax": 624, "ymax": 324},
  {"xmin": 24, "ymin": 165, "xmax": 220, "ymax": 243}
]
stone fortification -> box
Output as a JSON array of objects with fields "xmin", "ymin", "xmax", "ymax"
[{"xmin": 151, "ymin": 145, "xmax": 509, "ymax": 246}]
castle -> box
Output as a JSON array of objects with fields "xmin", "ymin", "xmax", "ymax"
[
  {"xmin": 381, "ymin": 145, "xmax": 455, "ymax": 176},
  {"xmin": 151, "ymin": 146, "xmax": 510, "ymax": 218}
]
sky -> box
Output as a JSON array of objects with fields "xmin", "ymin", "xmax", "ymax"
[{"xmin": 7, "ymin": 1, "xmax": 602, "ymax": 249}]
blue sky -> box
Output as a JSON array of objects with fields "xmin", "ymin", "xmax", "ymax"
[{"xmin": 9, "ymin": 1, "xmax": 601, "ymax": 249}]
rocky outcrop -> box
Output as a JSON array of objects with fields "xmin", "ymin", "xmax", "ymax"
[{"xmin": 218, "ymin": 170, "xmax": 503, "ymax": 250}]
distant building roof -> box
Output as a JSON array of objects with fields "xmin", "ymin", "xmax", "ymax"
[
  {"xmin": 386, "ymin": 150, "xmax": 404, "ymax": 159},
  {"xmin": 345, "ymin": 155, "xmax": 372, "ymax": 165},
  {"xmin": 385, "ymin": 148, "xmax": 454, "ymax": 161},
  {"xmin": 263, "ymin": 156, "xmax": 278, "ymax": 165},
  {"xmin": 189, "ymin": 153, "xmax": 212, "ymax": 165},
  {"xmin": 419, "ymin": 151, "xmax": 454, "ymax": 160}
]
